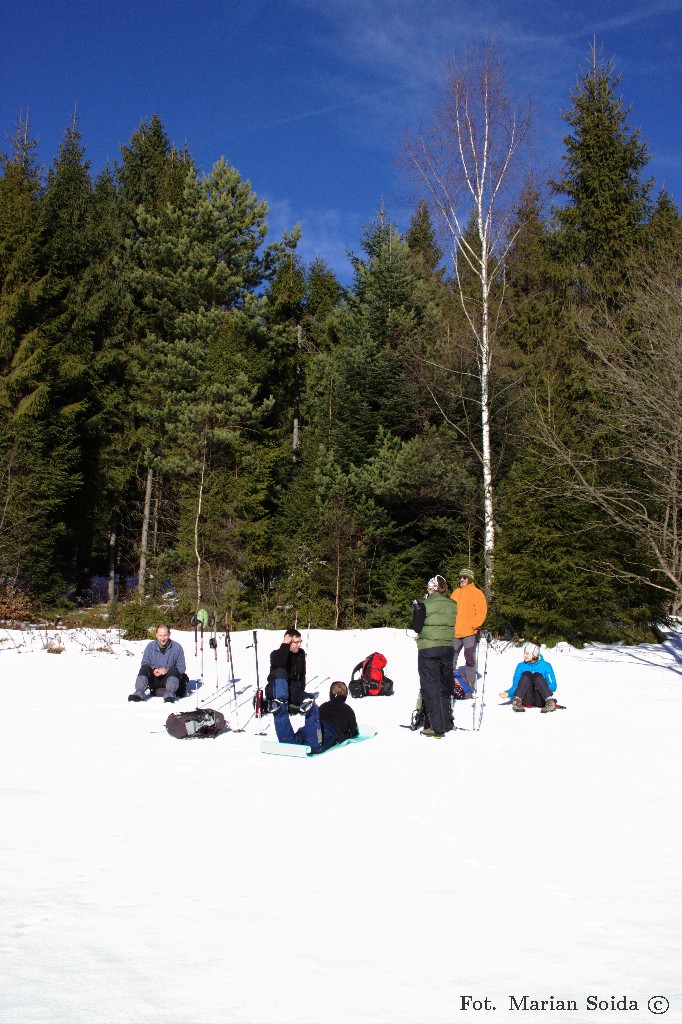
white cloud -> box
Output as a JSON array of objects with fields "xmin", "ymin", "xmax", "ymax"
[{"xmin": 265, "ymin": 196, "xmax": 358, "ymax": 282}]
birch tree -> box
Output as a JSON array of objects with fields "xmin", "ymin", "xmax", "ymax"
[{"xmin": 407, "ymin": 44, "xmax": 532, "ymax": 600}]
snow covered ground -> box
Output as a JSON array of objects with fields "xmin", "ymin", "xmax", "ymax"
[{"xmin": 1, "ymin": 623, "xmax": 680, "ymax": 1024}]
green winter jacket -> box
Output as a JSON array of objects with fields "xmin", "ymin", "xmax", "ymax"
[{"xmin": 416, "ymin": 592, "xmax": 458, "ymax": 651}]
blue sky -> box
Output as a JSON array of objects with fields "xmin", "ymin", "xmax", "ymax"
[{"xmin": 2, "ymin": 0, "xmax": 681, "ymax": 283}]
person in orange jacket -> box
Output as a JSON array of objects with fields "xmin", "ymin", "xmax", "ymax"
[{"xmin": 450, "ymin": 568, "xmax": 488, "ymax": 690}]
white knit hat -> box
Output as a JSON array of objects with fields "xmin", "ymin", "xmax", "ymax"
[{"xmin": 523, "ymin": 642, "xmax": 541, "ymax": 659}]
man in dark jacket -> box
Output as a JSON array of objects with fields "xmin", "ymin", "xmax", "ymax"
[
  {"xmin": 272, "ymin": 680, "xmax": 358, "ymax": 754},
  {"xmin": 128, "ymin": 625, "xmax": 186, "ymax": 703},
  {"xmin": 265, "ymin": 628, "xmax": 308, "ymax": 711}
]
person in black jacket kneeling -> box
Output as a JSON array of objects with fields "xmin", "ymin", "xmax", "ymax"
[{"xmin": 272, "ymin": 680, "xmax": 358, "ymax": 754}]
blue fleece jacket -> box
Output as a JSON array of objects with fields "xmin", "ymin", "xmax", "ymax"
[
  {"xmin": 140, "ymin": 638, "xmax": 186, "ymax": 675},
  {"xmin": 508, "ymin": 652, "xmax": 557, "ymax": 698}
]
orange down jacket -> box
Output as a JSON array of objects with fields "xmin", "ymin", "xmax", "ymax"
[{"xmin": 450, "ymin": 583, "xmax": 488, "ymax": 638}]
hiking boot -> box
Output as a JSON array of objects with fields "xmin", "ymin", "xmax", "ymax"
[
  {"xmin": 541, "ymin": 697, "xmax": 557, "ymax": 713},
  {"xmin": 128, "ymin": 694, "xmax": 144, "ymax": 702},
  {"xmin": 267, "ymin": 698, "xmax": 287, "ymax": 713},
  {"xmin": 512, "ymin": 696, "xmax": 525, "ymax": 712},
  {"xmin": 163, "ymin": 694, "xmax": 176, "ymax": 703},
  {"xmin": 420, "ymin": 728, "xmax": 444, "ymax": 738}
]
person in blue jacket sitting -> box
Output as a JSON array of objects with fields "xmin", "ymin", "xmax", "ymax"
[
  {"xmin": 500, "ymin": 642, "xmax": 558, "ymax": 713},
  {"xmin": 128, "ymin": 624, "xmax": 187, "ymax": 703}
]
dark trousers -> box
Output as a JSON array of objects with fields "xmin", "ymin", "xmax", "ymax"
[
  {"xmin": 135, "ymin": 664, "xmax": 182, "ymax": 697},
  {"xmin": 273, "ymin": 702, "xmax": 338, "ymax": 754},
  {"xmin": 418, "ymin": 646, "xmax": 455, "ymax": 735},
  {"xmin": 515, "ymin": 671, "xmax": 552, "ymax": 707},
  {"xmin": 453, "ymin": 634, "xmax": 478, "ymax": 686},
  {"xmin": 265, "ymin": 668, "xmax": 305, "ymax": 707}
]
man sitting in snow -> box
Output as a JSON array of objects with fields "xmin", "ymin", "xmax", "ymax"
[
  {"xmin": 265, "ymin": 627, "xmax": 309, "ymax": 712},
  {"xmin": 271, "ymin": 680, "xmax": 359, "ymax": 754},
  {"xmin": 499, "ymin": 642, "xmax": 558, "ymax": 712},
  {"xmin": 128, "ymin": 625, "xmax": 187, "ymax": 704}
]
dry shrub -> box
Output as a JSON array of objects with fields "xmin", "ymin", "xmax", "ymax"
[{"xmin": 0, "ymin": 585, "xmax": 36, "ymax": 626}]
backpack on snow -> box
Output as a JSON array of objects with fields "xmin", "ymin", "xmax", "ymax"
[
  {"xmin": 452, "ymin": 668, "xmax": 474, "ymax": 700},
  {"xmin": 165, "ymin": 708, "xmax": 226, "ymax": 739},
  {"xmin": 349, "ymin": 652, "xmax": 394, "ymax": 698}
]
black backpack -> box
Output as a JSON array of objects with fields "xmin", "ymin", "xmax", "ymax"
[
  {"xmin": 349, "ymin": 652, "xmax": 394, "ymax": 698},
  {"xmin": 165, "ymin": 708, "xmax": 226, "ymax": 739}
]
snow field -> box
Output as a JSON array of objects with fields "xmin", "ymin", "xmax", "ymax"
[{"xmin": 1, "ymin": 626, "xmax": 680, "ymax": 1023}]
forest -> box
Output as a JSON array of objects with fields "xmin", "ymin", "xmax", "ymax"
[{"xmin": 1, "ymin": 44, "xmax": 680, "ymax": 642}]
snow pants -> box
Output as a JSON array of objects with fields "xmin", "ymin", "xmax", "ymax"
[
  {"xmin": 265, "ymin": 667, "xmax": 306, "ymax": 708},
  {"xmin": 418, "ymin": 646, "xmax": 455, "ymax": 735},
  {"xmin": 273, "ymin": 702, "xmax": 338, "ymax": 754},
  {"xmin": 134, "ymin": 664, "xmax": 182, "ymax": 699},
  {"xmin": 453, "ymin": 634, "xmax": 478, "ymax": 687},
  {"xmin": 515, "ymin": 670, "xmax": 552, "ymax": 707}
]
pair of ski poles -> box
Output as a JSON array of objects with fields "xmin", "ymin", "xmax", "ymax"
[
  {"xmin": 192, "ymin": 609, "xmax": 242, "ymax": 728},
  {"xmin": 469, "ymin": 629, "xmax": 491, "ymax": 731}
]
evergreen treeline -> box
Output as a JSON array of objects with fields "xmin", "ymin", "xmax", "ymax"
[{"xmin": 1, "ymin": 47, "xmax": 680, "ymax": 641}]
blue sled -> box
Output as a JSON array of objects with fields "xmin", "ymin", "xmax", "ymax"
[{"xmin": 260, "ymin": 732, "xmax": 377, "ymax": 758}]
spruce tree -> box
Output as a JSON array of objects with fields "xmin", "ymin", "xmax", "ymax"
[
  {"xmin": 405, "ymin": 199, "xmax": 444, "ymax": 279},
  {"xmin": 517, "ymin": 46, "xmax": 667, "ymax": 639},
  {"xmin": 0, "ymin": 118, "xmax": 83, "ymax": 594},
  {"xmin": 551, "ymin": 44, "xmax": 651, "ymax": 293},
  {"xmin": 39, "ymin": 116, "xmax": 101, "ymax": 590},
  {"xmin": 277, "ymin": 215, "xmax": 475, "ymax": 626}
]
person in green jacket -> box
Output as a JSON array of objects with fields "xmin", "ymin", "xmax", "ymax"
[{"xmin": 412, "ymin": 575, "xmax": 458, "ymax": 738}]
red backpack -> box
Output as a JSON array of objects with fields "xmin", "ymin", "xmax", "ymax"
[{"xmin": 349, "ymin": 652, "xmax": 394, "ymax": 697}]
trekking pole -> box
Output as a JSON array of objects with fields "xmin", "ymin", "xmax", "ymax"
[
  {"xmin": 476, "ymin": 631, "xmax": 491, "ymax": 732},
  {"xmin": 194, "ymin": 608, "xmax": 208, "ymax": 701},
  {"xmin": 191, "ymin": 613, "xmax": 199, "ymax": 701},
  {"xmin": 209, "ymin": 612, "xmax": 218, "ymax": 695},
  {"xmin": 472, "ymin": 633, "xmax": 482, "ymax": 731},
  {"xmin": 225, "ymin": 613, "xmax": 243, "ymax": 732},
  {"xmin": 246, "ymin": 629, "xmax": 265, "ymax": 722}
]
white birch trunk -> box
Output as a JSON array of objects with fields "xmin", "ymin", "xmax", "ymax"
[{"xmin": 194, "ymin": 445, "xmax": 206, "ymax": 609}]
